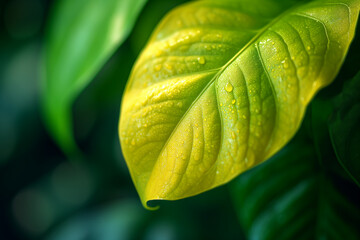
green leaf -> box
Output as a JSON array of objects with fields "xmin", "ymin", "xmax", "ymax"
[
  {"xmin": 230, "ymin": 140, "xmax": 360, "ymax": 240},
  {"xmin": 329, "ymin": 72, "xmax": 360, "ymax": 186},
  {"xmin": 42, "ymin": 0, "xmax": 147, "ymax": 154},
  {"xmin": 119, "ymin": 0, "xmax": 360, "ymax": 208}
]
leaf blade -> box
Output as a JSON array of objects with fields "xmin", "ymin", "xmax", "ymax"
[
  {"xmin": 329, "ymin": 71, "xmax": 360, "ymax": 186},
  {"xmin": 119, "ymin": 0, "xmax": 360, "ymax": 208},
  {"xmin": 230, "ymin": 141, "xmax": 360, "ymax": 240}
]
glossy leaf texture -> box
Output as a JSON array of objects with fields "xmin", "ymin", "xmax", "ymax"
[
  {"xmin": 230, "ymin": 140, "xmax": 360, "ymax": 240},
  {"xmin": 119, "ymin": 0, "xmax": 360, "ymax": 208},
  {"xmin": 43, "ymin": 0, "xmax": 147, "ymax": 154},
  {"xmin": 329, "ymin": 71, "xmax": 360, "ymax": 186}
]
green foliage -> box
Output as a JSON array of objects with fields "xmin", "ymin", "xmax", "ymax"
[
  {"xmin": 230, "ymin": 137, "xmax": 360, "ymax": 240},
  {"xmin": 42, "ymin": 0, "xmax": 147, "ymax": 154},
  {"xmin": 329, "ymin": 72, "xmax": 360, "ymax": 186},
  {"xmin": 119, "ymin": 0, "xmax": 360, "ymax": 208}
]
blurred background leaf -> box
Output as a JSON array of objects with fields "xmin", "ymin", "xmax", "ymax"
[
  {"xmin": 329, "ymin": 71, "xmax": 360, "ymax": 187},
  {"xmin": 42, "ymin": 0, "xmax": 147, "ymax": 155},
  {"xmin": 230, "ymin": 136, "xmax": 360, "ymax": 240}
]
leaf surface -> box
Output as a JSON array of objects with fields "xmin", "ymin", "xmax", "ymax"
[
  {"xmin": 119, "ymin": 0, "xmax": 360, "ymax": 208},
  {"xmin": 329, "ymin": 72, "xmax": 360, "ymax": 186},
  {"xmin": 43, "ymin": 0, "xmax": 147, "ymax": 154},
  {"xmin": 230, "ymin": 140, "xmax": 360, "ymax": 239}
]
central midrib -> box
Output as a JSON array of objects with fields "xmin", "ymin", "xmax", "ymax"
[{"xmin": 145, "ymin": 2, "xmax": 303, "ymax": 199}]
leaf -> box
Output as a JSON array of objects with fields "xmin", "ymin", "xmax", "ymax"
[
  {"xmin": 329, "ymin": 71, "xmax": 360, "ymax": 186},
  {"xmin": 119, "ymin": 0, "xmax": 360, "ymax": 208},
  {"xmin": 42, "ymin": 0, "xmax": 147, "ymax": 154},
  {"xmin": 230, "ymin": 140, "xmax": 360, "ymax": 240}
]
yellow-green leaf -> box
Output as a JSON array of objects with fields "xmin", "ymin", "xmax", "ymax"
[{"xmin": 119, "ymin": 0, "xmax": 360, "ymax": 209}]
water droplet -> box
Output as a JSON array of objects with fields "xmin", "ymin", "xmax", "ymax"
[
  {"xmin": 177, "ymin": 102, "xmax": 183, "ymax": 108},
  {"xmin": 155, "ymin": 50, "xmax": 163, "ymax": 57},
  {"xmin": 154, "ymin": 64, "xmax": 162, "ymax": 71},
  {"xmin": 131, "ymin": 139, "xmax": 136, "ymax": 146},
  {"xmin": 176, "ymin": 20, "xmax": 182, "ymax": 27},
  {"xmin": 165, "ymin": 63, "xmax": 173, "ymax": 70},
  {"xmin": 232, "ymin": 99, "xmax": 236, "ymax": 104},
  {"xmin": 220, "ymin": 103, "xmax": 223, "ymax": 107},
  {"xmin": 271, "ymin": 42, "xmax": 275, "ymax": 45},
  {"xmin": 282, "ymin": 58, "xmax": 289, "ymax": 69},
  {"xmin": 225, "ymin": 82, "xmax": 233, "ymax": 92},
  {"xmin": 197, "ymin": 56, "xmax": 206, "ymax": 64},
  {"xmin": 231, "ymin": 131, "xmax": 236, "ymax": 139},
  {"xmin": 144, "ymin": 124, "xmax": 148, "ymax": 128},
  {"xmin": 307, "ymin": 46, "xmax": 311, "ymax": 50}
]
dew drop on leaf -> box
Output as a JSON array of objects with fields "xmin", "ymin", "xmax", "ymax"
[
  {"xmin": 231, "ymin": 131, "xmax": 236, "ymax": 139},
  {"xmin": 197, "ymin": 56, "xmax": 206, "ymax": 64},
  {"xmin": 282, "ymin": 58, "xmax": 289, "ymax": 69},
  {"xmin": 164, "ymin": 63, "xmax": 173, "ymax": 70},
  {"xmin": 154, "ymin": 64, "xmax": 162, "ymax": 71},
  {"xmin": 225, "ymin": 82, "xmax": 233, "ymax": 92}
]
